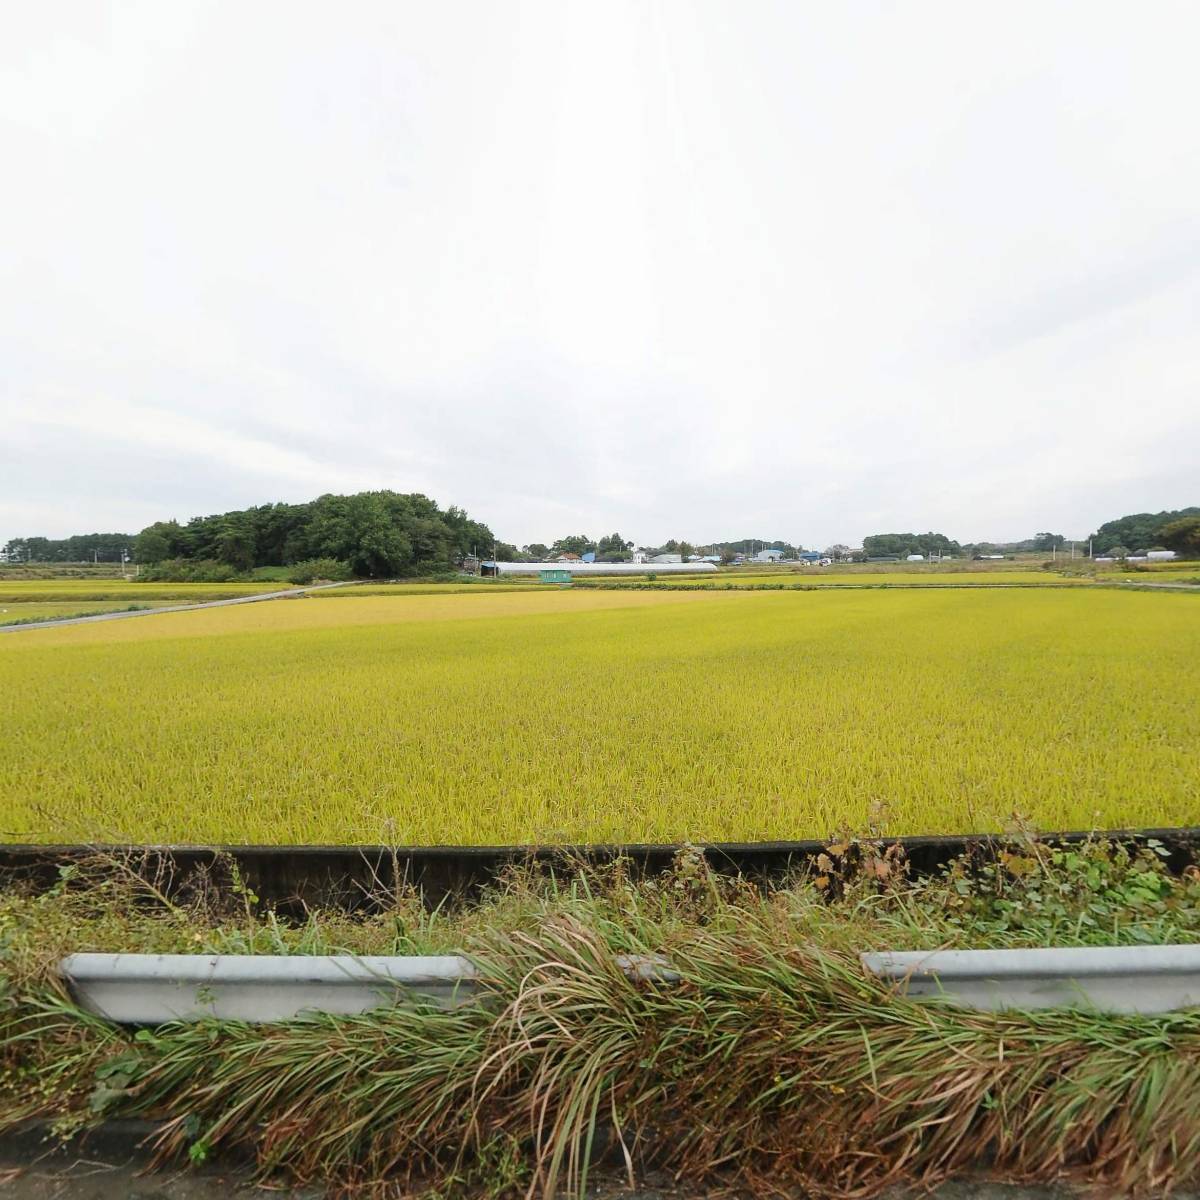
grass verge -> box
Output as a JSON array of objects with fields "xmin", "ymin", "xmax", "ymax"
[{"xmin": 3, "ymin": 838, "xmax": 1200, "ymax": 1196}]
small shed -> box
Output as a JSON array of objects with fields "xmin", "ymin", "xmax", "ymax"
[{"xmin": 539, "ymin": 568, "xmax": 573, "ymax": 584}]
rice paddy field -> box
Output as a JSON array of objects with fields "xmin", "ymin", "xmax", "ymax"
[
  {"xmin": 577, "ymin": 568, "xmax": 1084, "ymax": 587},
  {"xmin": 0, "ymin": 581, "xmax": 296, "ymax": 627},
  {"xmin": 0, "ymin": 580, "xmax": 284, "ymax": 604},
  {"xmin": 2, "ymin": 585, "xmax": 1197, "ymax": 845},
  {"xmin": 0, "ymin": 600, "xmax": 151, "ymax": 624}
]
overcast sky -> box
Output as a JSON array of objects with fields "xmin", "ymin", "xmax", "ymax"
[{"xmin": 2, "ymin": 1, "xmax": 1198, "ymax": 548}]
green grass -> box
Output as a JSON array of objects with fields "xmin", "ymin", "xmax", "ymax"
[{"xmin": 2, "ymin": 587, "xmax": 1197, "ymax": 844}]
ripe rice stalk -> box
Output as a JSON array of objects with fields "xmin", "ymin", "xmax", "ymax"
[{"xmin": 2, "ymin": 588, "xmax": 1197, "ymax": 844}]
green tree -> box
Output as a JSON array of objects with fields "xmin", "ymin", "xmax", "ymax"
[
  {"xmin": 26, "ymin": 490, "xmax": 502, "ymax": 580},
  {"xmin": 134, "ymin": 521, "xmax": 182, "ymax": 564},
  {"xmin": 597, "ymin": 532, "xmax": 632, "ymax": 554},
  {"xmin": 1089, "ymin": 507, "xmax": 1200, "ymax": 555},
  {"xmin": 1158, "ymin": 517, "xmax": 1200, "ymax": 558},
  {"xmin": 551, "ymin": 534, "xmax": 593, "ymax": 556},
  {"xmin": 864, "ymin": 532, "xmax": 961, "ymax": 558},
  {"xmin": 215, "ymin": 518, "xmax": 256, "ymax": 571}
]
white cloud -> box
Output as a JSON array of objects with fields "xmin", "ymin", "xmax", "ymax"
[{"xmin": 2, "ymin": 0, "xmax": 1197, "ymax": 546}]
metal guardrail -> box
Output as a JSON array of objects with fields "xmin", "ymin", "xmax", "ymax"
[
  {"xmin": 61, "ymin": 946, "xmax": 1200, "ymax": 1024},
  {"xmin": 62, "ymin": 953, "xmax": 480, "ymax": 1022},
  {"xmin": 861, "ymin": 945, "xmax": 1200, "ymax": 1013}
]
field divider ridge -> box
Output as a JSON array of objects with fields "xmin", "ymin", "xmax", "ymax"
[{"xmin": 5, "ymin": 827, "xmax": 1198, "ymax": 909}]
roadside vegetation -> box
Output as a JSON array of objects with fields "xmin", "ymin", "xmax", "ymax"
[{"xmin": 3, "ymin": 839, "xmax": 1200, "ymax": 1196}]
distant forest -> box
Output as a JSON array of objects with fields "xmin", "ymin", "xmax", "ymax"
[
  {"xmin": 3, "ymin": 492, "xmax": 500, "ymax": 579},
  {"xmin": 1088, "ymin": 507, "xmax": 1200, "ymax": 556},
  {"xmin": 4, "ymin": 502, "xmax": 1196, "ymax": 575}
]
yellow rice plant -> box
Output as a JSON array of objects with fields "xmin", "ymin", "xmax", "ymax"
[{"xmin": 1, "ymin": 588, "xmax": 1196, "ymax": 845}]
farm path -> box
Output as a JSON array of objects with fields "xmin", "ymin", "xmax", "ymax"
[{"xmin": 0, "ymin": 581, "xmax": 355, "ymax": 633}]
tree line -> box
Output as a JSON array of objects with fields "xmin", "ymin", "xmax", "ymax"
[
  {"xmin": 129, "ymin": 492, "xmax": 498, "ymax": 578},
  {"xmin": 0, "ymin": 532, "xmax": 134, "ymax": 564},
  {"xmin": 7, "ymin": 503, "xmax": 1196, "ymax": 574},
  {"xmin": 1, "ymin": 493, "xmax": 497, "ymax": 579},
  {"xmin": 1088, "ymin": 507, "xmax": 1200, "ymax": 557}
]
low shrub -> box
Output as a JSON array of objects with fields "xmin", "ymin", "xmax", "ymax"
[
  {"xmin": 285, "ymin": 558, "xmax": 353, "ymax": 585},
  {"xmin": 139, "ymin": 559, "xmax": 242, "ymax": 583}
]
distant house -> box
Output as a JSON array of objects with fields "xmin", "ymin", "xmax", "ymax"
[
  {"xmin": 754, "ymin": 549, "xmax": 784, "ymax": 562},
  {"xmin": 651, "ymin": 552, "xmax": 683, "ymax": 564},
  {"xmin": 631, "ymin": 550, "xmax": 648, "ymax": 564},
  {"xmin": 796, "ymin": 551, "xmax": 821, "ymax": 563},
  {"xmin": 556, "ymin": 552, "xmax": 582, "ymax": 562}
]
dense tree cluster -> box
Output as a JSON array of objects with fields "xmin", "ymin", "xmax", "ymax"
[
  {"xmin": 129, "ymin": 492, "xmax": 496, "ymax": 578},
  {"xmin": 1158, "ymin": 516, "xmax": 1200, "ymax": 557},
  {"xmin": 2, "ymin": 532, "xmax": 135, "ymax": 563},
  {"xmin": 863, "ymin": 532, "xmax": 961, "ymax": 558},
  {"xmin": 511, "ymin": 533, "xmax": 634, "ymax": 562},
  {"xmin": 1088, "ymin": 507, "xmax": 1200, "ymax": 555},
  {"xmin": 697, "ymin": 539, "xmax": 798, "ymax": 557}
]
